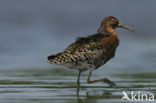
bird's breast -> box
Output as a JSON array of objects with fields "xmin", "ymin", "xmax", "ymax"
[
  {"xmin": 102, "ymin": 34, "xmax": 119, "ymax": 49},
  {"xmin": 100, "ymin": 34, "xmax": 119, "ymax": 61}
]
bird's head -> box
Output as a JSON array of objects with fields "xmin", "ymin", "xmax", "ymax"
[{"xmin": 98, "ymin": 16, "xmax": 134, "ymax": 34}]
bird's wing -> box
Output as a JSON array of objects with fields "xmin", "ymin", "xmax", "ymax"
[
  {"xmin": 47, "ymin": 34, "xmax": 107, "ymax": 64},
  {"xmin": 62, "ymin": 34, "xmax": 106, "ymax": 63}
]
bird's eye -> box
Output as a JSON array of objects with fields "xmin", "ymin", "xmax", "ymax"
[{"xmin": 111, "ymin": 19, "xmax": 116, "ymax": 23}]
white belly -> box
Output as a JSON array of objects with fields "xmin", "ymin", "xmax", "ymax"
[{"xmin": 62, "ymin": 61, "xmax": 96, "ymax": 71}]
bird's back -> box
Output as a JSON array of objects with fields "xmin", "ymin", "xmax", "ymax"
[{"xmin": 47, "ymin": 33, "xmax": 119, "ymax": 71}]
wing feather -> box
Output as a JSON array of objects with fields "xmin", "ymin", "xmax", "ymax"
[{"xmin": 63, "ymin": 34, "xmax": 106, "ymax": 63}]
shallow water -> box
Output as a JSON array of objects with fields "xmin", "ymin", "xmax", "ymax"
[
  {"xmin": 0, "ymin": 0, "xmax": 156, "ymax": 103},
  {"xmin": 0, "ymin": 67, "xmax": 155, "ymax": 103}
]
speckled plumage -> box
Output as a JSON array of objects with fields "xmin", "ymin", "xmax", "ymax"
[
  {"xmin": 47, "ymin": 16, "xmax": 133, "ymax": 93},
  {"xmin": 47, "ymin": 32, "xmax": 119, "ymax": 71}
]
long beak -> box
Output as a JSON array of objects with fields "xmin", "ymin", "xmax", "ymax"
[{"xmin": 118, "ymin": 22, "xmax": 134, "ymax": 31}]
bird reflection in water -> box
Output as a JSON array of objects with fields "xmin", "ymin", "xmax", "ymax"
[{"xmin": 76, "ymin": 90, "xmax": 112, "ymax": 103}]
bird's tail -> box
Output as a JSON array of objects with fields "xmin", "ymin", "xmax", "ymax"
[{"xmin": 47, "ymin": 53, "xmax": 62, "ymax": 64}]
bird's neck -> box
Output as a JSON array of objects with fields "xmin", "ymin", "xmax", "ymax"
[{"xmin": 97, "ymin": 26, "xmax": 116, "ymax": 36}]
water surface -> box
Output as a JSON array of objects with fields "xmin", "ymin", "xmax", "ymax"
[
  {"xmin": 0, "ymin": 67, "xmax": 155, "ymax": 103},
  {"xmin": 0, "ymin": 0, "xmax": 156, "ymax": 103}
]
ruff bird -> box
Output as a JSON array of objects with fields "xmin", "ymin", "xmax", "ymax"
[{"xmin": 47, "ymin": 16, "xmax": 134, "ymax": 93}]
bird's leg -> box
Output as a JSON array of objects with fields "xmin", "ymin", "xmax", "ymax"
[
  {"xmin": 77, "ymin": 70, "xmax": 82, "ymax": 95},
  {"xmin": 86, "ymin": 71, "xmax": 117, "ymax": 87}
]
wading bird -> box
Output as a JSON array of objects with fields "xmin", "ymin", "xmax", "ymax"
[{"xmin": 47, "ymin": 16, "xmax": 134, "ymax": 93}]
